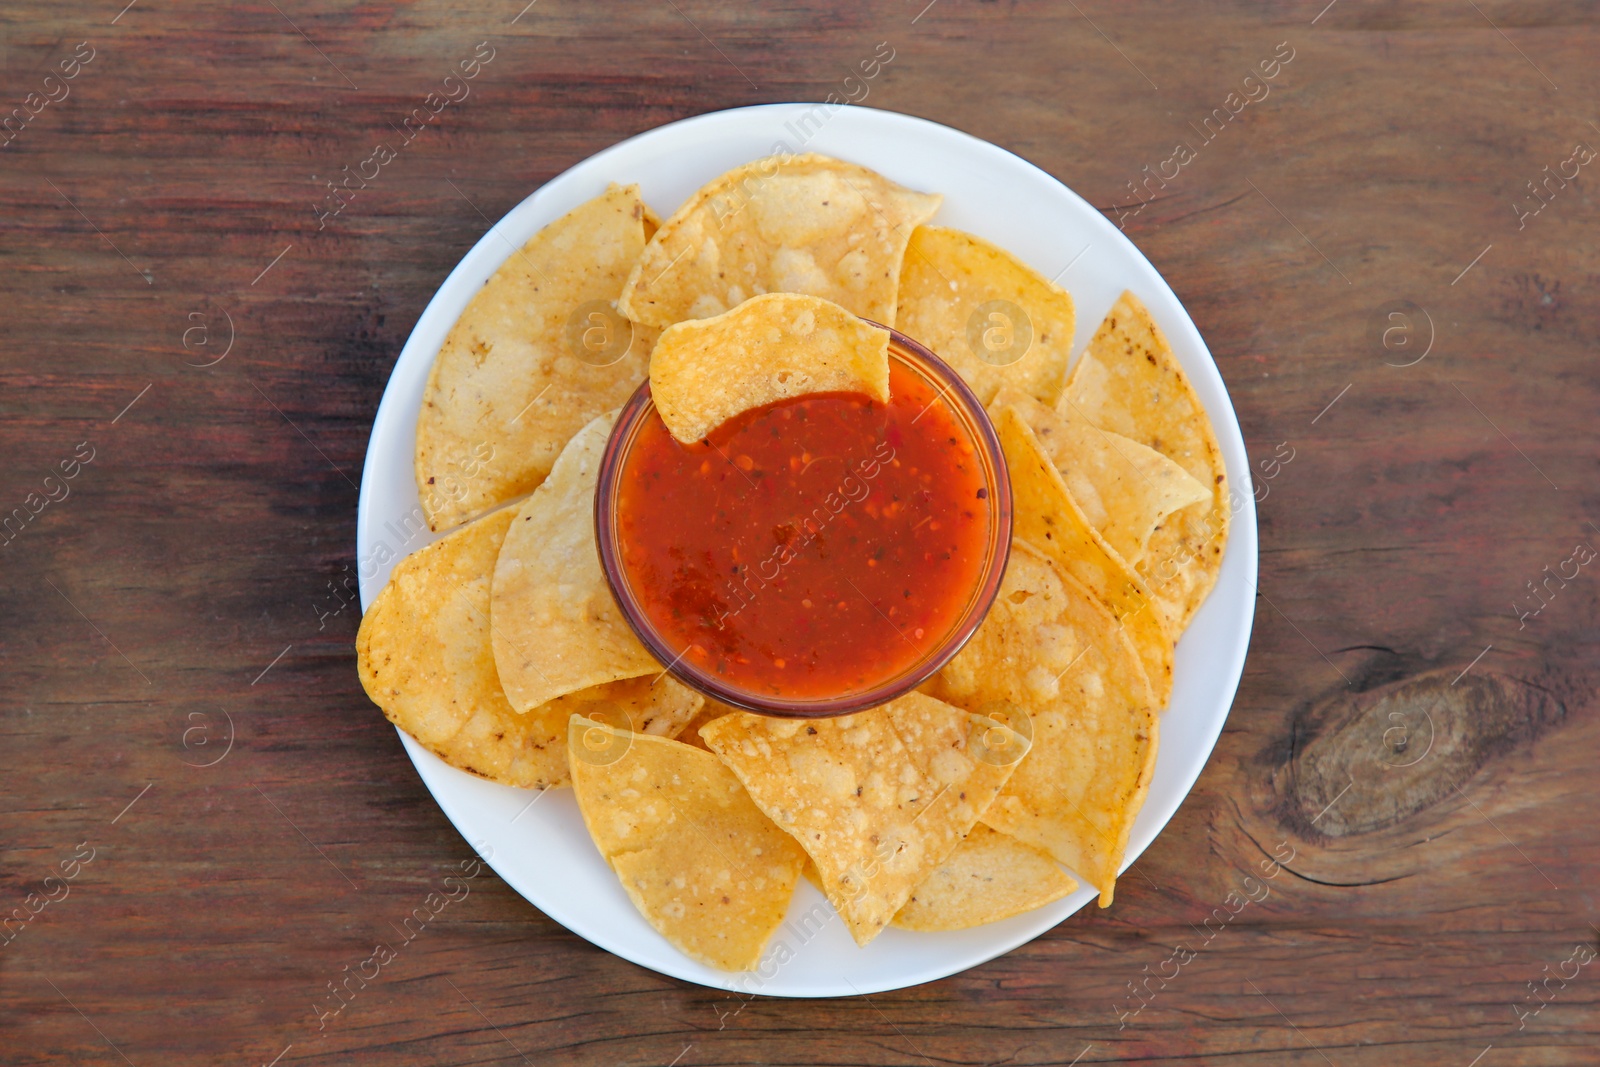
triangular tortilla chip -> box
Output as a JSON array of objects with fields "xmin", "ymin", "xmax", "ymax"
[
  {"xmin": 569, "ymin": 717, "xmax": 805, "ymax": 971},
  {"xmin": 618, "ymin": 154, "xmax": 941, "ymax": 328},
  {"xmin": 491, "ymin": 410, "xmax": 660, "ymax": 712},
  {"xmin": 416, "ymin": 184, "xmax": 661, "ymax": 531},
  {"xmin": 896, "ymin": 226, "xmax": 1075, "ymax": 406},
  {"xmin": 649, "ymin": 293, "xmax": 890, "ymax": 443},
  {"xmin": 1059, "ymin": 292, "xmax": 1230, "ymax": 629},
  {"xmin": 893, "ymin": 825, "xmax": 1078, "ymax": 931},
  {"xmin": 995, "ymin": 388, "xmax": 1208, "ymax": 565},
  {"xmin": 995, "ymin": 404, "xmax": 1174, "ymax": 707},
  {"xmin": 701, "ymin": 691, "xmax": 1020, "ymax": 946},
  {"xmin": 356, "ymin": 506, "xmax": 702, "ymax": 789},
  {"xmin": 925, "ymin": 543, "xmax": 1157, "ymax": 906}
]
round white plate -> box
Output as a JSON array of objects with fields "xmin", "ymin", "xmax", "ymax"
[{"xmin": 356, "ymin": 103, "xmax": 1258, "ymax": 997}]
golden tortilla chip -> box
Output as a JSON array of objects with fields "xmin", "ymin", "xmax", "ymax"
[
  {"xmin": 924, "ymin": 543, "xmax": 1157, "ymax": 907},
  {"xmin": 701, "ymin": 691, "xmax": 1020, "ymax": 947},
  {"xmin": 648, "ymin": 292, "xmax": 890, "ymax": 443},
  {"xmin": 357, "ymin": 508, "xmax": 528, "ymax": 779},
  {"xmin": 896, "ymin": 226, "xmax": 1075, "ymax": 406},
  {"xmin": 491, "ymin": 411, "xmax": 660, "ymax": 711},
  {"xmin": 618, "ymin": 153, "xmax": 941, "ymax": 328},
  {"xmin": 356, "ymin": 507, "xmax": 702, "ymax": 789},
  {"xmin": 893, "ymin": 825, "xmax": 1077, "ymax": 931},
  {"xmin": 995, "ymin": 404, "xmax": 1174, "ymax": 708},
  {"xmin": 995, "ymin": 388, "xmax": 1208, "ymax": 565},
  {"xmin": 1059, "ymin": 292, "xmax": 1230, "ymax": 630},
  {"xmin": 416, "ymin": 184, "xmax": 661, "ymax": 532},
  {"xmin": 569, "ymin": 717, "xmax": 805, "ymax": 971}
]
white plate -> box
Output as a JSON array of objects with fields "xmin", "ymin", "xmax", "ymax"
[{"xmin": 356, "ymin": 103, "xmax": 1258, "ymax": 997}]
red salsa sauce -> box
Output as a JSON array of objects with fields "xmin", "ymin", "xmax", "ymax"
[{"xmin": 614, "ymin": 360, "xmax": 992, "ymax": 701}]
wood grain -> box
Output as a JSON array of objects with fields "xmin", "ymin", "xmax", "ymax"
[{"xmin": 2, "ymin": 2, "xmax": 1597, "ymax": 1064}]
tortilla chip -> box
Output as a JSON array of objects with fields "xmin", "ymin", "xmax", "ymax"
[
  {"xmin": 995, "ymin": 388, "xmax": 1208, "ymax": 565},
  {"xmin": 896, "ymin": 227, "xmax": 1075, "ymax": 406},
  {"xmin": 700, "ymin": 691, "xmax": 1020, "ymax": 946},
  {"xmin": 415, "ymin": 184, "xmax": 661, "ymax": 532},
  {"xmin": 893, "ymin": 825, "xmax": 1077, "ymax": 931},
  {"xmin": 995, "ymin": 404, "xmax": 1174, "ymax": 708},
  {"xmin": 648, "ymin": 292, "xmax": 890, "ymax": 443},
  {"xmin": 357, "ymin": 507, "xmax": 529, "ymax": 780},
  {"xmin": 491, "ymin": 411, "xmax": 660, "ymax": 711},
  {"xmin": 570, "ymin": 718, "xmax": 805, "ymax": 970},
  {"xmin": 924, "ymin": 543, "xmax": 1156, "ymax": 906},
  {"xmin": 618, "ymin": 153, "xmax": 941, "ymax": 328},
  {"xmin": 1059, "ymin": 292, "xmax": 1229, "ymax": 630},
  {"xmin": 356, "ymin": 506, "xmax": 702, "ymax": 789}
]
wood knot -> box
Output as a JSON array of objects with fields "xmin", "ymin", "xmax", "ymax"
[{"xmin": 1263, "ymin": 668, "xmax": 1564, "ymax": 838}]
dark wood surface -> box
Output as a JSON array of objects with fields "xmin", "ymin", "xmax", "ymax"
[{"xmin": 3, "ymin": 2, "xmax": 1597, "ymax": 1064}]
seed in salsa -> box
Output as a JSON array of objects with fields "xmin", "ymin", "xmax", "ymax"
[{"xmin": 615, "ymin": 360, "xmax": 992, "ymax": 701}]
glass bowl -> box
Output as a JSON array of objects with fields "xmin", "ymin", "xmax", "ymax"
[{"xmin": 593, "ymin": 325, "xmax": 1011, "ymax": 718}]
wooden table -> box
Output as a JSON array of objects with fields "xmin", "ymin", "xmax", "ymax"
[{"xmin": 4, "ymin": 2, "xmax": 1595, "ymax": 1064}]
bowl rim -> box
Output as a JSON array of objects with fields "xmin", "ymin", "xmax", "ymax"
[{"xmin": 592, "ymin": 323, "xmax": 1013, "ymax": 718}]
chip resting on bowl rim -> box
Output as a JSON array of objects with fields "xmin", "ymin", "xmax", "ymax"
[{"xmin": 647, "ymin": 291, "xmax": 890, "ymax": 444}]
